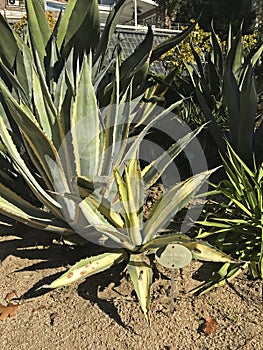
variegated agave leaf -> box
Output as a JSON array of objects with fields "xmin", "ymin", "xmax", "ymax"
[
  {"xmin": 48, "ymin": 250, "xmax": 128, "ymax": 288},
  {"xmin": 142, "ymin": 169, "xmax": 217, "ymax": 243},
  {"xmin": 114, "ymin": 157, "xmax": 144, "ymax": 247},
  {"xmin": 127, "ymin": 253, "xmax": 153, "ymax": 323}
]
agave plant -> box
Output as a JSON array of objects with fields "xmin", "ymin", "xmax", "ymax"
[
  {"xmin": 0, "ymin": 0, "xmax": 199, "ymax": 236},
  {"xmin": 184, "ymin": 23, "xmax": 263, "ymax": 165},
  {"xmin": 45, "ymin": 156, "xmax": 237, "ymax": 322},
  {"xmin": 193, "ymin": 143, "xmax": 263, "ymax": 295},
  {"xmin": 0, "ymin": 0, "xmax": 237, "ymax": 322}
]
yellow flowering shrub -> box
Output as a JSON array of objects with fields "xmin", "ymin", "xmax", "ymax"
[
  {"xmin": 160, "ymin": 21, "xmax": 258, "ymax": 72},
  {"xmin": 12, "ymin": 11, "xmax": 56, "ymax": 35}
]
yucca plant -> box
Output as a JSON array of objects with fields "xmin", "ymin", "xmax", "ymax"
[
  {"xmin": 192, "ymin": 143, "xmax": 263, "ymax": 295},
  {"xmin": 184, "ymin": 24, "xmax": 263, "ymax": 165}
]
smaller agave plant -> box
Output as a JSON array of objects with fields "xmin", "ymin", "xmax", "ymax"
[
  {"xmin": 46, "ymin": 156, "xmax": 237, "ymax": 323},
  {"xmin": 184, "ymin": 23, "xmax": 263, "ymax": 165}
]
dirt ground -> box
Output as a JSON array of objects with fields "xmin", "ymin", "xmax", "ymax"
[{"xmin": 1, "ymin": 218, "xmax": 263, "ymax": 350}]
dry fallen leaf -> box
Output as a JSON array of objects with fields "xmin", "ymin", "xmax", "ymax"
[
  {"xmin": 4, "ymin": 290, "xmax": 17, "ymax": 303},
  {"xmin": 203, "ymin": 316, "xmax": 218, "ymax": 335},
  {"xmin": 0, "ymin": 303, "xmax": 19, "ymax": 320}
]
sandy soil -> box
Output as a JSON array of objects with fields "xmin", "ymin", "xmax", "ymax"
[{"xmin": 1, "ymin": 218, "xmax": 263, "ymax": 350}]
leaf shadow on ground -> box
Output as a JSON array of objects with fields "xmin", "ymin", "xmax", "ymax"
[
  {"xmin": 0, "ymin": 217, "xmax": 228, "ymax": 328},
  {"xmin": 77, "ymin": 261, "xmax": 133, "ymax": 329},
  {"xmin": 0, "ymin": 218, "xmax": 104, "ymax": 269},
  {"xmin": 192, "ymin": 262, "xmax": 223, "ymax": 282},
  {"xmin": 0, "ymin": 218, "xmax": 134, "ymax": 327}
]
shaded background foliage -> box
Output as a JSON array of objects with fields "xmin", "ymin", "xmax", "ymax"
[{"xmin": 157, "ymin": 0, "xmax": 258, "ymax": 38}]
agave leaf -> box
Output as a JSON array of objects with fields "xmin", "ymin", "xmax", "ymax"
[
  {"xmin": 71, "ymin": 54, "xmax": 100, "ymax": 177},
  {"xmin": 25, "ymin": 0, "xmax": 51, "ymax": 61},
  {"xmin": 57, "ymin": 0, "xmax": 99, "ymax": 56},
  {"xmin": 95, "ymin": 0, "xmax": 127, "ymax": 64},
  {"xmin": 54, "ymin": 51, "xmax": 75, "ymax": 139},
  {"xmin": 44, "ymin": 155, "xmax": 78, "ymax": 224},
  {"xmin": 86, "ymin": 195, "xmax": 125, "ymax": 229},
  {"xmin": 207, "ymin": 55, "xmax": 220, "ymax": 98},
  {"xmin": 49, "ymin": 250, "xmax": 128, "ymax": 288},
  {"xmin": 122, "ymin": 100, "xmax": 184, "ymax": 165},
  {"xmin": 153, "ymin": 68, "xmax": 179, "ymax": 97},
  {"xmin": 210, "ymin": 22, "xmax": 223, "ymax": 74},
  {"xmin": 250, "ymin": 44, "xmax": 263, "ymax": 68},
  {"xmin": 120, "ymin": 25, "xmax": 153, "ymax": 82},
  {"xmin": 114, "ymin": 159, "xmax": 144, "ymax": 246},
  {"xmin": 0, "ymin": 79, "xmax": 69, "ymax": 191},
  {"xmin": 150, "ymin": 20, "xmax": 198, "ymax": 62},
  {"xmin": 21, "ymin": 44, "xmax": 34, "ymax": 104},
  {"xmin": 101, "ymin": 27, "xmax": 153, "ymax": 104},
  {"xmin": 227, "ymin": 27, "xmax": 243, "ymax": 80},
  {"xmin": 127, "ymin": 253, "xmax": 153, "ymax": 323},
  {"xmin": 92, "ymin": 59, "xmax": 113, "ymax": 93},
  {"xmin": 31, "ymin": 67, "xmax": 53, "ymax": 140},
  {"xmin": 142, "ymin": 169, "xmax": 215, "ymax": 243},
  {"xmin": 142, "ymin": 124, "xmax": 205, "ymax": 189},
  {"xmin": 53, "ymin": 60, "xmax": 68, "ymax": 113},
  {"xmin": 181, "ymin": 241, "xmax": 237, "ymax": 262},
  {"xmin": 0, "ymin": 16, "xmax": 28, "ymax": 93},
  {"xmin": 56, "ymin": 0, "xmax": 76, "ymax": 49},
  {"xmin": 183, "ymin": 61, "xmax": 195, "ymax": 87},
  {"xmin": 0, "ymin": 15, "xmax": 19, "ymax": 69},
  {"xmin": 237, "ymin": 65, "xmax": 257, "ymax": 163},
  {"xmin": 190, "ymin": 43, "xmax": 206, "ymax": 83},
  {"xmin": 0, "ymin": 193, "xmax": 73, "ymax": 234},
  {"xmin": 33, "ymin": 49, "xmax": 58, "ymax": 117},
  {"xmin": 77, "ymin": 197, "xmax": 133, "ymax": 250},
  {"xmin": 195, "ymin": 88, "xmax": 226, "ymax": 152},
  {"xmin": 0, "ymin": 57, "xmax": 29, "ymax": 104},
  {"xmin": 112, "ymin": 85, "xmax": 133, "ymax": 170},
  {"xmin": 223, "ymin": 66, "xmax": 240, "ymax": 147},
  {"xmin": 75, "ymin": 175, "xmax": 110, "ymax": 193},
  {"xmin": 141, "ymin": 233, "xmax": 192, "ymax": 252},
  {"xmin": 126, "ymin": 158, "xmax": 144, "ymax": 227},
  {"xmin": 0, "ymin": 115, "xmax": 62, "ymax": 216},
  {"xmin": 100, "ymin": 59, "xmax": 121, "ymax": 176},
  {"xmin": 0, "ymin": 182, "xmax": 50, "ymax": 218},
  {"xmin": 73, "ymin": 176, "xmax": 124, "ymax": 228}
]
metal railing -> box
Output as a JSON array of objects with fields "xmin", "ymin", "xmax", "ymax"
[{"xmin": 100, "ymin": 22, "xmax": 182, "ymax": 35}]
